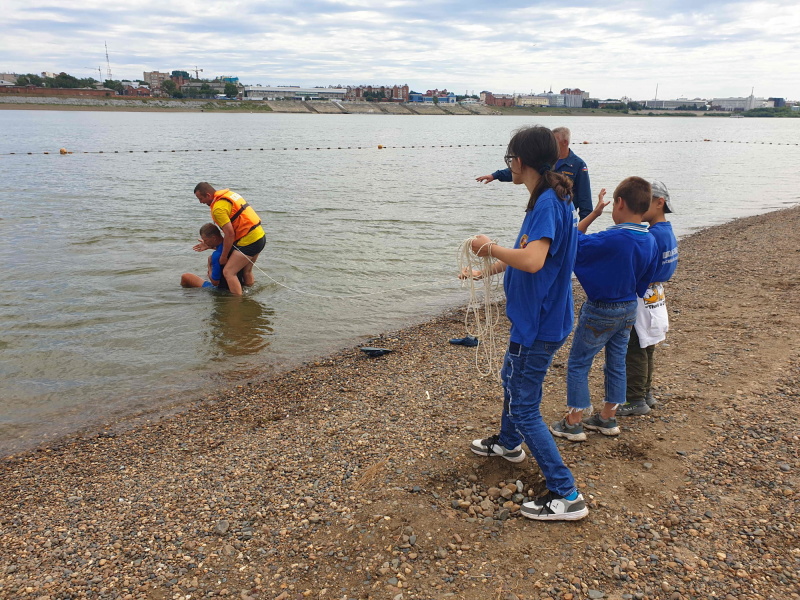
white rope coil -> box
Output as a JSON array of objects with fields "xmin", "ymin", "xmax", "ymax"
[{"xmin": 458, "ymin": 238, "xmax": 504, "ymax": 379}]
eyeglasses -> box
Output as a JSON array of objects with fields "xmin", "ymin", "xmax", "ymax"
[{"xmin": 504, "ymin": 154, "xmax": 517, "ymax": 167}]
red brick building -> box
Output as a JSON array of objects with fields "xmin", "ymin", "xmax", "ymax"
[
  {"xmin": 481, "ymin": 91, "xmax": 514, "ymax": 107},
  {"xmin": 346, "ymin": 84, "xmax": 409, "ymax": 102}
]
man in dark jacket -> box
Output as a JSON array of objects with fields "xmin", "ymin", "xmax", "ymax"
[{"xmin": 477, "ymin": 126, "xmax": 593, "ymax": 219}]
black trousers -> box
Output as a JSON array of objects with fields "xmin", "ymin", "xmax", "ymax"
[{"xmin": 626, "ymin": 327, "xmax": 655, "ymax": 402}]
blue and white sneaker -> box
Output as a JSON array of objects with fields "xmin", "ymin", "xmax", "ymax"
[
  {"xmin": 521, "ymin": 490, "xmax": 589, "ymax": 521},
  {"xmin": 470, "ymin": 434, "xmax": 526, "ymax": 463}
]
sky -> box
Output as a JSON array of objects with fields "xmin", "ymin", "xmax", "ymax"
[{"xmin": 3, "ymin": 0, "xmax": 800, "ymax": 100}]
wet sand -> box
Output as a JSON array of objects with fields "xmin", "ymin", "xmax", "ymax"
[{"xmin": 1, "ymin": 206, "xmax": 798, "ymax": 599}]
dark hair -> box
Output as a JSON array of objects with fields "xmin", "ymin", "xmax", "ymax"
[
  {"xmin": 613, "ymin": 177, "xmax": 651, "ymax": 215},
  {"xmin": 507, "ymin": 126, "xmax": 573, "ymax": 212},
  {"xmin": 194, "ymin": 181, "xmax": 216, "ymax": 195},
  {"xmin": 199, "ymin": 223, "xmax": 222, "ymax": 238}
]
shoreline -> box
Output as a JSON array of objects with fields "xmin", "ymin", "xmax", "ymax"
[
  {"xmin": 1, "ymin": 207, "xmax": 798, "ymax": 599},
  {"xmin": 0, "ymin": 97, "xmax": 725, "ymax": 117}
]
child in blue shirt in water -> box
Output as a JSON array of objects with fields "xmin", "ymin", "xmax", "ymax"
[
  {"xmin": 617, "ymin": 180, "xmax": 679, "ymax": 416},
  {"xmin": 180, "ymin": 223, "xmax": 244, "ymax": 291},
  {"xmin": 465, "ymin": 125, "xmax": 588, "ymax": 521},
  {"xmin": 550, "ymin": 176, "xmax": 660, "ymax": 442}
]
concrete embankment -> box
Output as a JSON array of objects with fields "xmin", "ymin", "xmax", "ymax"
[{"xmin": 0, "ymin": 95, "xmax": 503, "ymax": 114}]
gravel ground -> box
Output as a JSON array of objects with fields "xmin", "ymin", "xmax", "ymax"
[{"xmin": 1, "ymin": 206, "xmax": 798, "ymax": 600}]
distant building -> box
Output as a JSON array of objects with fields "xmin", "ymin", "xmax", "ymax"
[
  {"xmin": 645, "ymin": 99, "xmax": 707, "ymax": 110},
  {"xmin": 0, "ymin": 73, "xmax": 17, "ymax": 84},
  {"xmin": 143, "ymin": 71, "xmax": 169, "ymax": 90},
  {"xmin": 481, "ymin": 92, "xmax": 514, "ymax": 107},
  {"xmin": 181, "ymin": 81, "xmax": 227, "ymax": 94},
  {"xmin": 242, "ymin": 86, "xmax": 348, "ymax": 101},
  {"xmin": 544, "ymin": 92, "xmax": 566, "ymax": 107},
  {"xmin": 220, "ymin": 76, "xmax": 239, "ymax": 85},
  {"xmin": 121, "ymin": 81, "xmax": 151, "ymax": 97},
  {"xmin": 346, "ymin": 84, "xmax": 409, "ymax": 102},
  {"xmin": 170, "ymin": 71, "xmax": 190, "ymax": 88},
  {"xmin": 516, "ymin": 95, "xmax": 549, "ymax": 107},
  {"xmin": 769, "ymin": 97, "xmax": 786, "ymax": 108},
  {"xmin": 710, "ymin": 95, "xmax": 771, "ymax": 111},
  {"xmin": 560, "ymin": 88, "xmax": 585, "ymax": 108},
  {"xmin": 408, "ymin": 91, "xmax": 456, "ymax": 104}
]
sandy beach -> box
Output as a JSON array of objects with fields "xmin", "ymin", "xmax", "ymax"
[{"xmin": 1, "ymin": 206, "xmax": 798, "ymax": 600}]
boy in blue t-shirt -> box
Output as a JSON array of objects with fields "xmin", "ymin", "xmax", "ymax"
[
  {"xmin": 617, "ymin": 181, "xmax": 678, "ymax": 416},
  {"xmin": 550, "ymin": 176, "xmax": 660, "ymax": 442},
  {"xmin": 180, "ymin": 223, "xmax": 244, "ymax": 291}
]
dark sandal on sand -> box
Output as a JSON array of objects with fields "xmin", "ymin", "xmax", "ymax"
[{"xmin": 449, "ymin": 336, "xmax": 479, "ymax": 347}]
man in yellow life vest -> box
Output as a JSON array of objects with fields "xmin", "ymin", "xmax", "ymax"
[{"xmin": 193, "ymin": 182, "xmax": 266, "ymax": 296}]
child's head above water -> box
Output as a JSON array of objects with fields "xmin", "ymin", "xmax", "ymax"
[{"xmin": 199, "ymin": 223, "xmax": 223, "ymax": 246}]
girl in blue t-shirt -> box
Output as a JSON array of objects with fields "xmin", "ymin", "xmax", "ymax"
[{"xmin": 465, "ymin": 125, "xmax": 587, "ymax": 521}]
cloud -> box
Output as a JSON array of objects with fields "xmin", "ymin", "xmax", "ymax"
[{"xmin": 3, "ymin": 0, "xmax": 800, "ymax": 99}]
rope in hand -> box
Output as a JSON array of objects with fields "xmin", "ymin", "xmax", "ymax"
[{"xmin": 458, "ymin": 237, "xmax": 503, "ymax": 379}]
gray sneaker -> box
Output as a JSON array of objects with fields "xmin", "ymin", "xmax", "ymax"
[
  {"xmin": 582, "ymin": 413, "xmax": 621, "ymax": 436},
  {"xmin": 645, "ymin": 391, "xmax": 657, "ymax": 408},
  {"xmin": 521, "ymin": 490, "xmax": 589, "ymax": 521},
  {"xmin": 549, "ymin": 418, "xmax": 587, "ymax": 442},
  {"xmin": 616, "ymin": 400, "xmax": 651, "ymax": 417},
  {"xmin": 470, "ymin": 434, "xmax": 526, "ymax": 463}
]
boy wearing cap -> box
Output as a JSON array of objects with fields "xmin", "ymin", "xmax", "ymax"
[{"xmin": 617, "ymin": 181, "xmax": 679, "ymax": 416}]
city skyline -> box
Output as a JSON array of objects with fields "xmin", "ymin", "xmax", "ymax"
[{"xmin": 4, "ymin": 0, "xmax": 800, "ymax": 100}]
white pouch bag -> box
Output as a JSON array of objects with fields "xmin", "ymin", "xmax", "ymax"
[{"xmin": 634, "ymin": 283, "xmax": 669, "ymax": 347}]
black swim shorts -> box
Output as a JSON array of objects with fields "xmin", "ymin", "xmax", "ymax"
[{"xmin": 235, "ymin": 235, "xmax": 266, "ymax": 257}]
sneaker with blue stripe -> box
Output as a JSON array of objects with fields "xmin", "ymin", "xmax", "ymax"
[{"xmin": 521, "ymin": 490, "xmax": 589, "ymax": 521}]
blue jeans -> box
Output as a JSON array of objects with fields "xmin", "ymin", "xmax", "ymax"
[
  {"xmin": 567, "ymin": 300, "xmax": 638, "ymax": 410},
  {"xmin": 498, "ymin": 338, "xmax": 576, "ymax": 497}
]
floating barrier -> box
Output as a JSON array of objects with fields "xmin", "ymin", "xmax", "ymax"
[{"xmin": 2, "ymin": 139, "xmax": 798, "ymax": 156}]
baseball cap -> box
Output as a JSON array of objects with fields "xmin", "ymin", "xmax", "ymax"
[{"xmin": 651, "ymin": 180, "xmax": 674, "ymax": 213}]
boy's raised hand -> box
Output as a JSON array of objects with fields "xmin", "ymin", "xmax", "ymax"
[{"xmin": 593, "ymin": 188, "xmax": 610, "ymax": 214}]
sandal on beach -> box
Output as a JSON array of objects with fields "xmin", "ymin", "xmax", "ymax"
[
  {"xmin": 360, "ymin": 347, "xmax": 393, "ymax": 357},
  {"xmin": 449, "ymin": 336, "xmax": 479, "ymax": 347}
]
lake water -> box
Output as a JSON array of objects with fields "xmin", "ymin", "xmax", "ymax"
[{"xmin": 1, "ymin": 111, "xmax": 798, "ymax": 454}]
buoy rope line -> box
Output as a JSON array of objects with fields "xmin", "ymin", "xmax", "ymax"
[
  {"xmin": 230, "ymin": 247, "xmax": 450, "ymax": 300},
  {"xmin": 3, "ymin": 139, "xmax": 798, "ymax": 156},
  {"xmin": 458, "ymin": 238, "xmax": 504, "ymax": 380}
]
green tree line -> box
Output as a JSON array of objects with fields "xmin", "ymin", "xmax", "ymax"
[{"xmin": 16, "ymin": 72, "xmax": 98, "ymax": 88}]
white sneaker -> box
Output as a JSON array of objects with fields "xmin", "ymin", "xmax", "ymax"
[
  {"xmin": 470, "ymin": 434, "xmax": 526, "ymax": 463},
  {"xmin": 521, "ymin": 490, "xmax": 589, "ymax": 521}
]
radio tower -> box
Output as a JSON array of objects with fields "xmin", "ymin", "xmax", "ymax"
[{"xmin": 105, "ymin": 42, "xmax": 113, "ymax": 81}]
